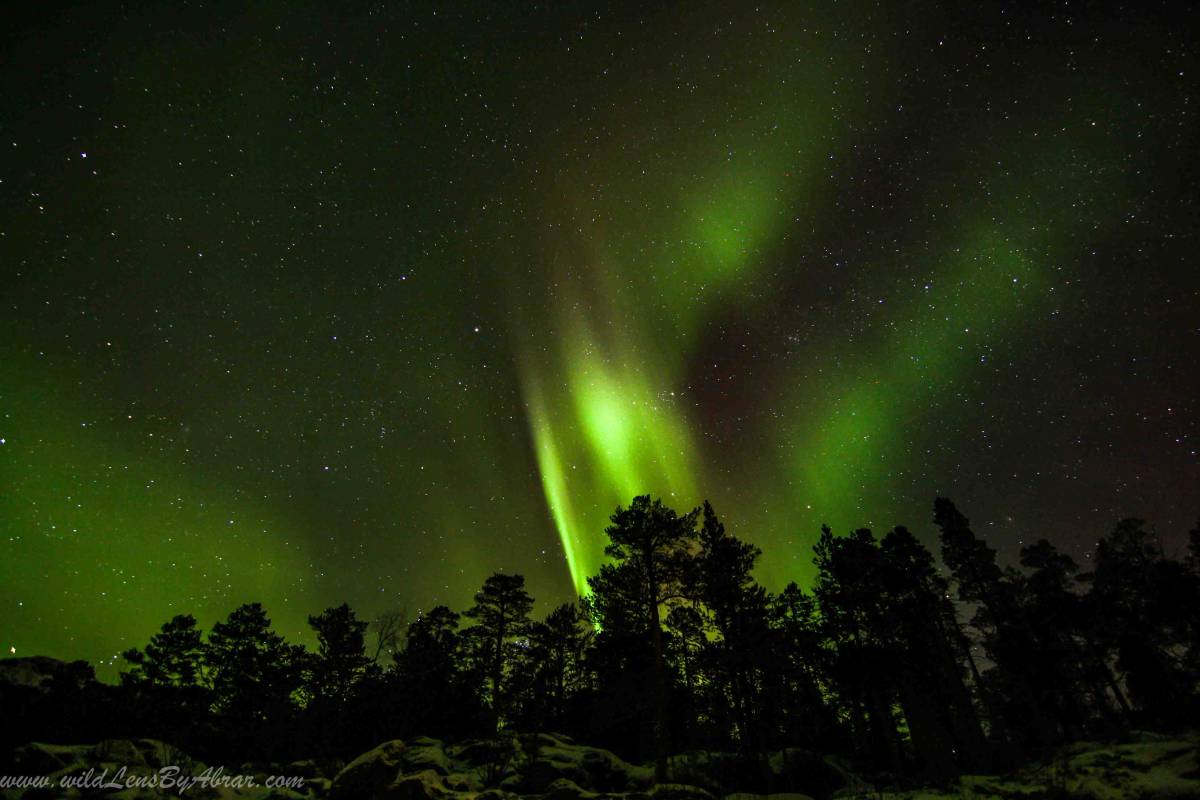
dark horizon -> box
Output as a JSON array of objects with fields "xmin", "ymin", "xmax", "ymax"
[{"xmin": 4, "ymin": 492, "xmax": 1199, "ymax": 798}]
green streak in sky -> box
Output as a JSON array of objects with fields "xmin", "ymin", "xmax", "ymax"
[
  {"xmin": 526, "ymin": 382, "xmax": 586, "ymax": 594},
  {"xmin": 517, "ymin": 25, "xmax": 879, "ymax": 589},
  {"xmin": 518, "ymin": 15, "xmax": 1142, "ymax": 595},
  {"xmin": 522, "ymin": 309, "xmax": 700, "ymax": 594},
  {"xmin": 786, "ymin": 227, "xmax": 1043, "ymax": 535},
  {"xmin": 0, "ymin": 351, "xmax": 316, "ymax": 666}
]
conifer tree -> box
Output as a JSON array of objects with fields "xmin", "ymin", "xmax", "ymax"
[
  {"xmin": 589, "ymin": 495, "xmax": 699, "ymax": 779},
  {"xmin": 464, "ymin": 572, "xmax": 534, "ymax": 730}
]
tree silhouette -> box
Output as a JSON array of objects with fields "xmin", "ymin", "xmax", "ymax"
[
  {"xmin": 206, "ymin": 603, "xmax": 306, "ymax": 759},
  {"xmin": 766, "ymin": 582, "xmax": 839, "ymax": 750},
  {"xmin": 10, "ymin": 493, "xmax": 1200, "ymax": 786},
  {"xmin": 119, "ymin": 613, "xmax": 214, "ymax": 752},
  {"xmin": 464, "ymin": 572, "xmax": 534, "ymax": 731},
  {"xmin": 934, "ymin": 498, "xmax": 1057, "ymax": 754},
  {"xmin": 307, "ymin": 603, "xmax": 373, "ymax": 703},
  {"xmin": 879, "ymin": 525, "xmax": 989, "ymax": 777},
  {"xmin": 690, "ymin": 501, "xmax": 774, "ymax": 770},
  {"xmin": 397, "ymin": 605, "xmax": 484, "ymax": 738},
  {"xmin": 1084, "ymin": 518, "xmax": 1197, "ymax": 727},
  {"xmin": 121, "ymin": 614, "xmax": 208, "ymax": 690},
  {"xmin": 814, "ymin": 526, "xmax": 905, "ymax": 777},
  {"xmin": 589, "ymin": 495, "xmax": 699, "ymax": 779},
  {"xmin": 369, "ymin": 607, "xmax": 408, "ymax": 664},
  {"xmin": 524, "ymin": 602, "xmax": 593, "ymax": 731}
]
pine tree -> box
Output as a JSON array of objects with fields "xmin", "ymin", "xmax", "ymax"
[
  {"xmin": 398, "ymin": 605, "xmax": 485, "ymax": 738},
  {"xmin": 1085, "ymin": 518, "xmax": 1196, "ymax": 727},
  {"xmin": 766, "ymin": 582, "xmax": 840, "ymax": 750},
  {"xmin": 206, "ymin": 603, "xmax": 306, "ymax": 759},
  {"xmin": 692, "ymin": 501, "xmax": 773, "ymax": 767},
  {"xmin": 880, "ymin": 526, "xmax": 989, "ymax": 776},
  {"xmin": 525, "ymin": 602, "xmax": 593, "ymax": 730},
  {"xmin": 813, "ymin": 526, "xmax": 905, "ymax": 777},
  {"xmin": 307, "ymin": 603, "xmax": 372, "ymax": 703},
  {"xmin": 934, "ymin": 498, "xmax": 1057, "ymax": 753},
  {"xmin": 589, "ymin": 495, "xmax": 699, "ymax": 779},
  {"xmin": 122, "ymin": 614, "xmax": 208, "ymax": 689},
  {"xmin": 464, "ymin": 572, "xmax": 534, "ymax": 730}
]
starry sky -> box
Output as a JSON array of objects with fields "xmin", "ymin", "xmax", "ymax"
[{"xmin": 2, "ymin": 2, "xmax": 1197, "ymax": 673}]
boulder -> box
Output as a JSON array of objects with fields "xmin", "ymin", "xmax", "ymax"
[
  {"xmin": 579, "ymin": 747, "xmax": 653, "ymax": 791},
  {"xmin": 330, "ymin": 739, "xmax": 407, "ymax": 799},
  {"xmin": 444, "ymin": 772, "xmax": 482, "ymax": 792},
  {"xmin": 0, "ymin": 656, "xmax": 91, "ymax": 691},
  {"xmin": 665, "ymin": 752, "xmax": 750, "ymax": 794},
  {"xmin": 543, "ymin": 777, "xmax": 590, "ymax": 800},
  {"xmin": 401, "ymin": 738, "xmax": 453, "ymax": 776},
  {"xmin": 131, "ymin": 739, "xmax": 196, "ymax": 771},
  {"xmin": 448, "ymin": 736, "xmax": 519, "ymax": 766},
  {"xmin": 525, "ymin": 756, "xmax": 590, "ymax": 792},
  {"xmin": 7, "ymin": 741, "xmax": 90, "ymax": 775},
  {"xmin": 93, "ymin": 739, "xmax": 145, "ymax": 766},
  {"xmin": 385, "ymin": 769, "xmax": 450, "ymax": 800},
  {"xmin": 769, "ymin": 748, "xmax": 864, "ymax": 797},
  {"xmin": 448, "ymin": 736, "xmax": 521, "ymax": 786},
  {"xmin": 521, "ymin": 735, "xmax": 652, "ymax": 793},
  {"xmin": 257, "ymin": 790, "xmax": 311, "ymax": 800},
  {"xmin": 475, "ymin": 791, "xmax": 518, "ymax": 800},
  {"xmin": 649, "ymin": 783, "xmax": 718, "ymax": 800}
]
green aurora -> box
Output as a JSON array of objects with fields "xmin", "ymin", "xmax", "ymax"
[{"xmin": 1, "ymin": 3, "xmax": 1196, "ymax": 669}]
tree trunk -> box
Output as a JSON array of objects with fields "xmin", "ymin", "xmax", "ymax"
[{"xmin": 650, "ymin": 607, "xmax": 668, "ymax": 781}]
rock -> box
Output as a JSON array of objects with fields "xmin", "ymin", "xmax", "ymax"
[
  {"xmin": 525, "ymin": 756, "xmax": 591, "ymax": 793},
  {"xmin": 0, "ymin": 656, "xmax": 91, "ymax": 691},
  {"xmin": 93, "ymin": 739, "xmax": 146, "ymax": 766},
  {"xmin": 665, "ymin": 752, "xmax": 748, "ymax": 794},
  {"xmin": 132, "ymin": 739, "xmax": 196, "ymax": 771},
  {"xmin": 475, "ymin": 790, "xmax": 518, "ymax": 800},
  {"xmin": 258, "ymin": 790, "xmax": 311, "ymax": 800},
  {"xmin": 8, "ymin": 741, "xmax": 89, "ymax": 775},
  {"xmin": 448, "ymin": 736, "xmax": 519, "ymax": 766},
  {"xmin": 650, "ymin": 784, "xmax": 718, "ymax": 800},
  {"xmin": 401, "ymin": 738, "xmax": 453, "ymax": 776},
  {"xmin": 446, "ymin": 736, "xmax": 521, "ymax": 787},
  {"xmin": 543, "ymin": 777, "xmax": 590, "ymax": 800},
  {"xmin": 532, "ymin": 732, "xmax": 579, "ymax": 748},
  {"xmin": 307, "ymin": 777, "xmax": 334, "ymax": 796},
  {"xmin": 580, "ymin": 748, "xmax": 653, "ymax": 791},
  {"xmin": 663, "ymin": 749, "xmax": 859, "ymax": 797},
  {"xmin": 330, "ymin": 739, "xmax": 407, "ymax": 799},
  {"xmin": 385, "ymin": 769, "xmax": 449, "ymax": 800},
  {"xmin": 521, "ymin": 736, "xmax": 652, "ymax": 793},
  {"xmin": 769, "ymin": 748, "xmax": 863, "ymax": 797},
  {"xmin": 1056, "ymin": 735, "xmax": 1200, "ymax": 800},
  {"xmin": 444, "ymin": 771, "xmax": 482, "ymax": 792}
]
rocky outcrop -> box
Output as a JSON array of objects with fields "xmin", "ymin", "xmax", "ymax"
[
  {"xmin": 518, "ymin": 733, "xmax": 652, "ymax": 794},
  {"xmin": 7, "ymin": 738, "xmax": 198, "ymax": 776},
  {"xmin": 662, "ymin": 748, "xmax": 857, "ymax": 798},
  {"xmin": 836, "ymin": 731, "xmax": 1200, "ymax": 799},
  {"xmin": 3, "ymin": 732, "xmax": 1196, "ymax": 799},
  {"xmin": 0, "ymin": 657, "xmax": 94, "ymax": 692},
  {"xmin": 328, "ymin": 738, "xmax": 407, "ymax": 799}
]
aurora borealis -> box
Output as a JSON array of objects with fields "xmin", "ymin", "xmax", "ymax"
[{"xmin": 2, "ymin": 3, "xmax": 1197, "ymax": 673}]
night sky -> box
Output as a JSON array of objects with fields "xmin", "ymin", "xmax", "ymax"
[{"xmin": 2, "ymin": 2, "xmax": 1197, "ymax": 673}]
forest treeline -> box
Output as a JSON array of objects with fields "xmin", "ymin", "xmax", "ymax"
[{"xmin": 5, "ymin": 497, "xmax": 1200, "ymax": 788}]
